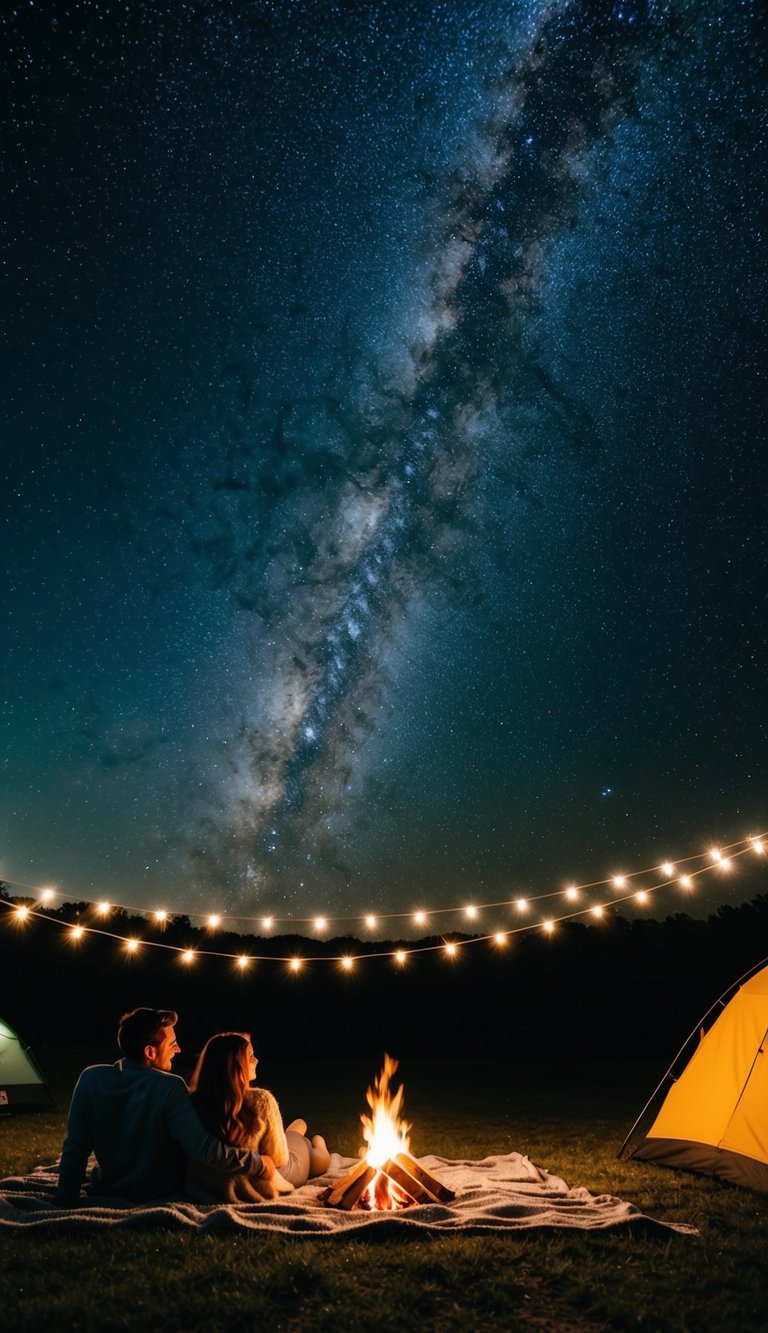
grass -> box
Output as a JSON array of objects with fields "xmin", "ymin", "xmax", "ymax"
[{"xmin": 2, "ymin": 1052, "xmax": 767, "ymax": 1331}]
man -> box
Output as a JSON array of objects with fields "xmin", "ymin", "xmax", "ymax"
[{"xmin": 56, "ymin": 1007, "xmax": 276, "ymax": 1204}]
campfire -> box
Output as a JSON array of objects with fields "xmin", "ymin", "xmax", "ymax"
[{"xmin": 320, "ymin": 1055, "xmax": 455, "ymax": 1211}]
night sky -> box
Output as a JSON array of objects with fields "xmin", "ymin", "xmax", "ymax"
[{"xmin": 3, "ymin": 0, "xmax": 766, "ymax": 925}]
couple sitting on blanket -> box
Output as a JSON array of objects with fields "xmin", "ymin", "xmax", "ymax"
[{"xmin": 55, "ymin": 1007, "xmax": 331, "ymax": 1206}]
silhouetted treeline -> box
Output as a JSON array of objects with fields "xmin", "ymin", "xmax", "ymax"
[{"xmin": 1, "ymin": 887, "xmax": 767, "ymax": 1062}]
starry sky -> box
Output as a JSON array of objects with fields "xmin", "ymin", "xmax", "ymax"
[{"xmin": 3, "ymin": 0, "xmax": 767, "ymax": 923}]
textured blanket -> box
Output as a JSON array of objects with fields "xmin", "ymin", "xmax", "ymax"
[{"xmin": 0, "ymin": 1152, "xmax": 696, "ymax": 1236}]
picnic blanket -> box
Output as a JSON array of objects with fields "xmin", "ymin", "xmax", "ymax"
[{"xmin": 0, "ymin": 1152, "xmax": 696, "ymax": 1236}]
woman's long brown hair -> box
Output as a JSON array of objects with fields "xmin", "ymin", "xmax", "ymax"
[{"xmin": 188, "ymin": 1032, "xmax": 258, "ymax": 1146}]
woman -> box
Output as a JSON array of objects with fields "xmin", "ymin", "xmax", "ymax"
[{"xmin": 185, "ymin": 1032, "xmax": 331, "ymax": 1203}]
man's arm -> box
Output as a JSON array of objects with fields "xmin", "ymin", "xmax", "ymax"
[
  {"xmin": 55, "ymin": 1074, "xmax": 93, "ymax": 1205},
  {"xmin": 164, "ymin": 1080, "xmax": 268, "ymax": 1176}
]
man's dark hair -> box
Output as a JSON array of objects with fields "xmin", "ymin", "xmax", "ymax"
[{"xmin": 117, "ymin": 1008, "xmax": 178, "ymax": 1061}]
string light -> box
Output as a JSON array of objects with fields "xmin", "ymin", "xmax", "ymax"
[
  {"xmin": 1, "ymin": 829, "xmax": 763, "ymax": 972},
  {"xmin": 10, "ymin": 830, "xmax": 760, "ymax": 933}
]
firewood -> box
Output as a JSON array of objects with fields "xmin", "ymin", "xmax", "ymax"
[
  {"xmin": 395, "ymin": 1152, "xmax": 456, "ymax": 1202},
  {"xmin": 318, "ymin": 1157, "xmax": 370, "ymax": 1205},
  {"xmin": 381, "ymin": 1157, "xmax": 434, "ymax": 1204},
  {"xmin": 338, "ymin": 1163, "xmax": 377, "ymax": 1210}
]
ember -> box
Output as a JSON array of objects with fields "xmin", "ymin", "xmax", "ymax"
[{"xmin": 320, "ymin": 1055, "xmax": 455, "ymax": 1211}]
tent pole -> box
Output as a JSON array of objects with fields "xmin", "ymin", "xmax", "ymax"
[{"xmin": 617, "ymin": 951, "xmax": 768, "ymax": 1159}]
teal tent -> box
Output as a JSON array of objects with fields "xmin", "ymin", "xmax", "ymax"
[{"xmin": 0, "ymin": 1017, "xmax": 55, "ymax": 1112}]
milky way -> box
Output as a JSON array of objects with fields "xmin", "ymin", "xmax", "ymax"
[{"xmin": 189, "ymin": 0, "xmax": 671, "ymax": 902}]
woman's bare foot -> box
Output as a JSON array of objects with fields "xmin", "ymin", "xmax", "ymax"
[
  {"xmin": 309, "ymin": 1134, "xmax": 331, "ymax": 1176},
  {"xmin": 286, "ymin": 1118, "xmax": 307, "ymax": 1135}
]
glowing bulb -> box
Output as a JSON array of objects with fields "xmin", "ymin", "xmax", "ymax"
[
  {"xmin": 15, "ymin": 904, "xmax": 30, "ymax": 921},
  {"xmin": 515, "ymin": 898, "xmax": 528, "ymax": 913},
  {"xmin": 413, "ymin": 911, "xmax": 427, "ymax": 927},
  {"xmin": 542, "ymin": 920, "xmax": 554, "ymax": 935},
  {"xmin": 236, "ymin": 955, "xmax": 251, "ymax": 970},
  {"xmin": 70, "ymin": 925, "xmax": 84, "ymax": 941},
  {"xmin": 464, "ymin": 905, "xmax": 478, "ymax": 921},
  {"xmin": 493, "ymin": 932, "xmax": 508, "ymax": 947},
  {"xmin": 635, "ymin": 891, "xmax": 649, "ymax": 905},
  {"xmin": 661, "ymin": 862, "xmax": 674, "ymax": 877},
  {"xmin": 719, "ymin": 856, "xmax": 732, "ymax": 870},
  {"xmin": 394, "ymin": 950, "xmax": 408, "ymax": 967},
  {"xmin": 207, "ymin": 914, "xmax": 221, "ymax": 929},
  {"xmin": 96, "ymin": 901, "xmax": 111, "ymax": 917},
  {"xmin": 153, "ymin": 910, "xmax": 168, "ymax": 924},
  {"xmin": 125, "ymin": 938, "xmax": 140, "ymax": 954},
  {"xmin": 364, "ymin": 914, "xmax": 378, "ymax": 929},
  {"xmin": 612, "ymin": 876, "xmax": 626, "ymax": 890},
  {"xmin": 340, "ymin": 956, "xmax": 354, "ymax": 971},
  {"xmin": 444, "ymin": 942, "xmax": 458, "ymax": 958},
  {"xmin": 181, "ymin": 949, "xmax": 196, "ymax": 965},
  {"xmin": 289, "ymin": 958, "xmax": 303, "ymax": 973},
  {"xmin": 261, "ymin": 916, "xmax": 273, "ymax": 931},
  {"xmin": 564, "ymin": 886, "xmax": 579, "ymax": 901},
  {"xmin": 591, "ymin": 905, "xmax": 604, "ymax": 919},
  {"xmin": 40, "ymin": 888, "xmax": 55, "ymax": 905},
  {"xmin": 710, "ymin": 848, "xmax": 722, "ymax": 863},
  {"xmin": 752, "ymin": 838, "xmax": 765, "ymax": 854},
  {"xmin": 679, "ymin": 875, "xmax": 693, "ymax": 889},
  {"xmin": 313, "ymin": 916, "xmax": 328, "ymax": 932}
]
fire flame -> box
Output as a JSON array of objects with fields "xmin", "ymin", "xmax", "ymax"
[{"xmin": 359, "ymin": 1054, "xmax": 412, "ymax": 1208}]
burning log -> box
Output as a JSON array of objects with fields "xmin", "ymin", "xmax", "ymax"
[
  {"xmin": 321, "ymin": 1150, "xmax": 454, "ymax": 1211},
  {"xmin": 318, "ymin": 1159, "xmax": 376, "ymax": 1209},
  {"xmin": 394, "ymin": 1152, "xmax": 456, "ymax": 1203}
]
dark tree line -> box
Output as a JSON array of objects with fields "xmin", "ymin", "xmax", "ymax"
[{"xmin": 1, "ymin": 885, "xmax": 767, "ymax": 1063}]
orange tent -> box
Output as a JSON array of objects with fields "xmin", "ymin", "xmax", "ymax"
[{"xmin": 620, "ymin": 960, "xmax": 768, "ymax": 1193}]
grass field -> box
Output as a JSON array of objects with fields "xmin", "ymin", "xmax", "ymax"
[{"xmin": 1, "ymin": 1051, "xmax": 766, "ymax": 1331}]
